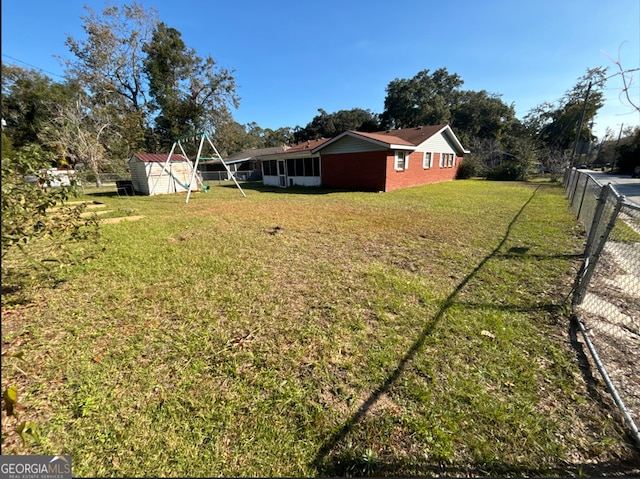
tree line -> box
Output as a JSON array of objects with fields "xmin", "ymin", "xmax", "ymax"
[{"xmin": 3, "ymin": 1, "xmax": 639, "ymax": 186}]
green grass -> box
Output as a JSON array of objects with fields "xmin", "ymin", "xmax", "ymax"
[{"xmin": 2, "ymin": 179, "xmax": 637, "ymax": 476}]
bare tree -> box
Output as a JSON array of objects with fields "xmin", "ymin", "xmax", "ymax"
[
  {"xmin": 63, "ymin": 2, "xmax": 159, "ymax": 152},
  {"xmin": 39, "ymin": 96, "xmax": 114, "ymax": 187},
  {"xmin": 541, "ymin": 148, "xmax": 570, "ymax": 182},
  {"xmin": 603, "ymin": 44, "xmax": 640, "ymax": 113}
]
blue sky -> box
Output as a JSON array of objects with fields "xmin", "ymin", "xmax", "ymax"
[{"xmin": 2, "ymin": 0, "xmax": 639, "ymax": 139}]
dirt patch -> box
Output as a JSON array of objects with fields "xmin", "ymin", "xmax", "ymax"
[{"xmin": 100, "ymin": 215, "xmax": 145, "ymax": 224}]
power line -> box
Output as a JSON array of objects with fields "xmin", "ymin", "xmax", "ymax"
[{"xmin": 2, "ymin": 54, "xmax": 65, "ymax": 79}]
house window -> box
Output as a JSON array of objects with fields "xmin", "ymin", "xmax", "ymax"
[
  {"xmin": 395, "ymin": 151, "xmax": 408, "ymax": 171},
  {"xmin": 440, "ymin": 153, "xmax": 454, "ymax": 168},
  {"xmin": 423, "ymin": 152, "xmax": 432, "ymax": 169}
]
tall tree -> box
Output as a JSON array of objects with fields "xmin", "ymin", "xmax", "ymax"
[
  {"xmin": 381, "ymin": 68, "xmax": 463, "ymax": 129},
  {"xmin": 261, "ymin": 127, "xmax": 294, "ymax": 147},
  {"xmin": 1, "ymin": 64, "xmax": 77, "ymax": 150},
  {"xmin": 524, "ymin": 67, "xmax": 607, "ymax": 150},
  {"xmin": 143, "ymin": 22, "xmax": 239, "ymax": 146},
  {"xmin": 451, "ymin": 90, "xmax": 516, "ymax": 144},
  {"xmin": 64, "ymin": 2, "xmax": 159, "ymax": 152},
  {"xmin": 616, "ymin": 127, "xmax": 640, "ymax": 174},
  {"xmin": 294, "ymin": 108, "xmax": 379, "ymax": 142}
]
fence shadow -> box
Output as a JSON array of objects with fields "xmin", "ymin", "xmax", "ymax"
[{"xmin": 310, "ymin": 186, "xmax": 542, "ymax": 475}]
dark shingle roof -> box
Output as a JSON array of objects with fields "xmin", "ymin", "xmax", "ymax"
[
  {"xmin": 352, "ymin": 125, "xmax": 446, "ymax": 146},
  {"xmin": 282, "ymin": 138, "xmax": 331, "ymax": 153},
  {"xmin": 312, "ymin": 124, "xmax": 469, "ymax": 154}
]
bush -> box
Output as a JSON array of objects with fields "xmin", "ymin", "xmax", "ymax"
[
  {"xmin": 486, "ymin": 162, "xmax": 528, "ymax": 181},
  {"xmin": 456, "ymin": 156, "xmax": 485, "ymax": 179},
  {"xmin": 617, "ymin": 130, "xmax": 640, "ymax": 175}
]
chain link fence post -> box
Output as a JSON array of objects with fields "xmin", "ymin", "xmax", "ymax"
[{"xmin": 564, "ymin": 168, "xmax": 640, "ymax": 448}]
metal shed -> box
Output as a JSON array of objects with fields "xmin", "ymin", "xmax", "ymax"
[{"xmin": 128, "ymin": 153, "xmax": 200, "ymax": 196}]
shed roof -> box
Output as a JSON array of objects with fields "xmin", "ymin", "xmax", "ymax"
[{"xmin": 131, "ymin": 153, "xmax": 188, "ymax": 163}]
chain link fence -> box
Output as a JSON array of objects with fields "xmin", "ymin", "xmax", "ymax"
[{"xmin": 564, "ymin": 168, "xmax": 640, "ymax": 446}]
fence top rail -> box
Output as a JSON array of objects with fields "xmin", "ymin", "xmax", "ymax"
[
  {"xmin": 567, "ymin": 168, "xmax": 633, "ymax": 207},
  {"xmin": 622, "ymin": 197, "xmax": 640, "ymax": 212}
]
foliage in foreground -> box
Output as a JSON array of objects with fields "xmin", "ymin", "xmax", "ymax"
[
  {"xmin": 1, "ymin": 181, "xmax": 637, "ymax": 476},
  {"xmin": 1, "ymin": 144, "xmax": 100, "ymax": 293},
  {"xmin": 1, "ymin": 144, "xmax": 98, "ymax": 256}
]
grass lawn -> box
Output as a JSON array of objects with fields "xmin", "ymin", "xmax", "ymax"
[{"xmin": 2, "ymin": 179, "xmax": 638, "ymax": 476}]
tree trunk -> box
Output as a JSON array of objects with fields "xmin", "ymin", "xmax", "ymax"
[{"xmin": 90, "ymin": 156, "xmax": 102, "ymax": 188}]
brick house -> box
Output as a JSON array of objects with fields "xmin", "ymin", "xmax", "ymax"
[
  {"xmin": 315, "ymin": 124, "xmax": 469, "ymax": 192},
  {"xmin": 260, "ymin": 124, "xmax": 469, "ymax": 192}
]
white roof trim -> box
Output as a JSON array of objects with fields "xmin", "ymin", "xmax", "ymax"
[
  {"xmin": 225, "ymin": 157, "xmax": 252, "ymax": 164},
  {"xmin": 389, "ymin": 144, "xmax": 416, "ymax": 150},
  {"xmin": 437, "ymin": 125, "xmax": 471, "ymax": 154}
]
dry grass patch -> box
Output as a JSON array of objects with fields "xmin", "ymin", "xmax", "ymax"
[{"xmin": 2, "ymin": 180, "xmax": 638, "ymax": 476}]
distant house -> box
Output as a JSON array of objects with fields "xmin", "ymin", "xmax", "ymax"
[
  {"xmin": 198, "ymin": 146, "xmax": 287, "ymax": 181},
  {"xmin": 258, "ymin": 125, "xmax": 469, "ymax": 192},
  {"xmin": 25, "ymin": 168, "xmax": 77, "ymax": 188},
  {"xmin": 128, "ymin": 153, "xmax": 200, "ymax": 196}
]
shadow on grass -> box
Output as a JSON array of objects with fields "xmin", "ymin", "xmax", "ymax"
[
  {"xmin": 567, "ymin": 318, "xmax": 634, "ymax": 442},
  {"xmin": 1, "ymin": 270, "xmax": 67, "ymax": 307},
  {"xmin": 312, "ymin": 183, "xmax": 640, "ymax": 474},
  {"xmin": 84, "ymin": 190, "xmax": 129, "ymax": 198},
  {"xmin": 311, "ymin": 186, "xmax": 545, "ymax": 475},
  {"xmin": 320, "ymin": 451, "xmax": 640, "ymax": 477},
  {"xmin": 218, "ymin": 181, "xmax": 357, "ymax": 195}
]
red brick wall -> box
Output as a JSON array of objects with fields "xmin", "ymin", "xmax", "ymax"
[
  {"xmin": 384, "ymin": 151, "xmax": 463, "ymax": 192},
  {"xmin": 321, "ymin": 151, "xmax": 388, "ymax": 191},
  {"xmin": 321, "ymin": 150, "xmax": 463, "ymax": 192}
]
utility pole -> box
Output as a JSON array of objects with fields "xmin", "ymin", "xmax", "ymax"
[
  {"xmin": 570, "ymin": 80, "xmax": 592, "ymax": 168},
  {"xmin": 611, "ymin": 123, "xmax": 624, "ymax": 172}
]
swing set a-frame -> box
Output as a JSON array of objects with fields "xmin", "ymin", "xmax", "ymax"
[{"xmin": 150, "ymin": 132, "xmax": 246, "ymax": 203}]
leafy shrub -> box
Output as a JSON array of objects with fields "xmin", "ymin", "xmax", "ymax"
[
  {"xmin": 456, "ymin": 156, "xmax": 485, "ymax": 179},
  {"xmin": 616, "ymin": 129, "xmax": 640, "ymax": 175},
  {"xmin": 486, "ymin": 162, "xmax": 528, "ymax": 181}
]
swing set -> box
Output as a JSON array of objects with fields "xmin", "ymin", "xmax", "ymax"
[{"xmin": 150, "ymin": 132, "xmax": 246, "ymax": 203}]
